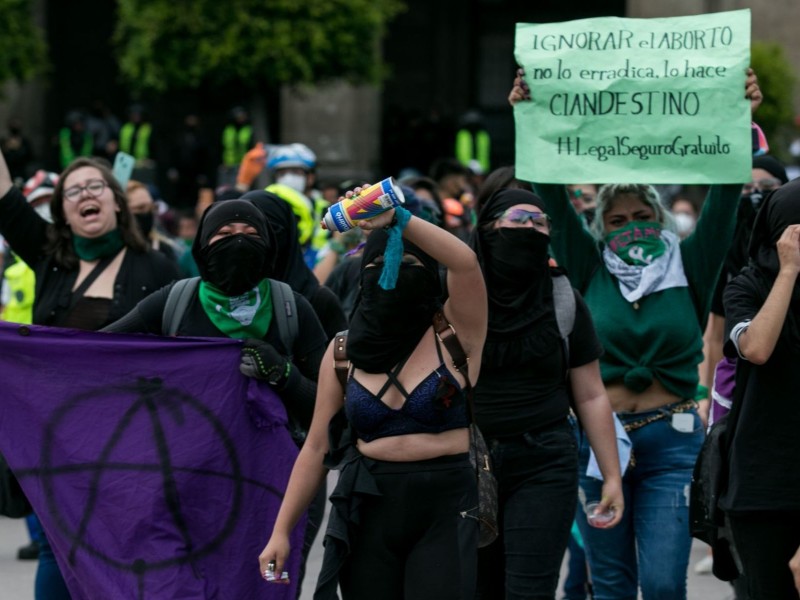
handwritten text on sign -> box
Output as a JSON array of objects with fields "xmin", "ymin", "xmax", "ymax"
[{"xmin": 514, "ymin": 10, "xmax": 751, "ymax": 184}]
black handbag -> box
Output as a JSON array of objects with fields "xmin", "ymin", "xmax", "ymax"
[
  {"xmin": 433, "ymin": 311, "xmax": 499, "ymax": 548},
  {"xmin": 689, "ymin": 360, "xmax": 750, "ymax": 581},
  {"xmin": 0, "ymin": 453, "xmax": 32, "ymax": 519}
]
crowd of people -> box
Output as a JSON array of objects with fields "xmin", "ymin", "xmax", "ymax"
[{"xmin": 0, "ymin": 55, "xmax": 799, "ymax": 600}]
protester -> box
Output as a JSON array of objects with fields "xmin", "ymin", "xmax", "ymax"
[
  {"xmin": 126, "ymin": 180, "xmax": 182, "ymax": 266},
  {"xmin": 0, "ymin": 148, "xmax": 179, "ymax": 599},
  {"xmin": 259, "ymin": 196, "xmax": 487, "ymax": 599},
  {"xmin": 57, "ymin": 110, "xmax": 93, "ymax": 170},
  {"xmin": 722, "ymin": 179, "xmax": 800, "ymax": 600},
  {"xmin": 509, "ymin": 67, "xmax": 762, "ymax": 599},
  {"xmin": 470, "ymin": 187, "xmax": 623, "ymax": 599},
  {"xmin": 670, "ymin": 196, "xmax": 699, "ymax": 240},
  {"xmin": 266, "ymin": 143, "xmax": 330, "ymax": 268},
  {"xmin": 1, "ymin": 117, "xmax": 35, "ymax": 183}
]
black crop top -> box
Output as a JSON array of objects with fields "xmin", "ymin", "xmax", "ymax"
[{"xmin": 344, "ymin": 337, "xmax": 469, "ymax": 442}]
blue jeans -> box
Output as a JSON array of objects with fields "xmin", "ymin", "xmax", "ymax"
[
  {"xmin": 36, "ymin": 535, "xmax": 71, "ymax": 600},
  {"xmin": 477, "ymin": 419, "xmax": 578, "ymax": 600},
  {"xmin": 576, "ymin": 405, "xmax": 703, "ymax": 600}
]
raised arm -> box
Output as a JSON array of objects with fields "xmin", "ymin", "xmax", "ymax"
[
  {"xmin": 682, "ymin": 68, "xmax": 763, "ymax": 322},
  {"xmin": 361, "ymin": 206, "xmax": 488, "ymax": 376},
  {"xmin": 0, "ymin": 147, "xmax": 49, "ymax": 266},
  {"xmin": 729, "ymin": 225, "xmax": 800, "ymax": 365}
]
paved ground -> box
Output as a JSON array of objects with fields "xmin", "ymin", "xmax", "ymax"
[{"xmin": 0, "ymin": 502, "xmax": 737, "ymax": 599}]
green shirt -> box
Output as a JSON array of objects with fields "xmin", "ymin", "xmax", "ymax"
[{"xmin": 534, "ymin": 183, "xmax": 741, "ymax": 397}]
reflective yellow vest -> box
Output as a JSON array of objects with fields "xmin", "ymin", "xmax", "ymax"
[
  {"xmin": 59, "ymin": 128, "xmax": 94, "ymax": 169},
  {"xmin": 2, "ymin": 260, "xmax": 35, "ymax": 325},
  {"xmin": 222, "ymin": 125, "xmax": 253, "ymax": 167},
  {"xmin": 119, "ymin": 122, "xmax": 152, "ymax": 160},
  {"xmin": 265, "ymin": 183, "xmax": 317, "ymax": 247},
  {"xmin": 455, "ymin": 128, "xmax": 491, "ymax": 174}
]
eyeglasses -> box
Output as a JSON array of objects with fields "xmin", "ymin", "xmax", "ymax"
[
  {"xmin": 494, "ymin": 208, "xmax": 550, "ymax": 227},
  {"xmin": 63, "ymin": 179, "xmax": 107, "ymax": 202},
  {"xmin": 742, "ymin": 178, "xmax": 782, "ymax": 194}
]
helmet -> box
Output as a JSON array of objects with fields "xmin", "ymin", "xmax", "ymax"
[
  {"xmin": 267, "ymin": 143, "xmax": 317, "ymax": 171},
  {"xmin": 23, "ymin": 170, "xmax": 60, "ymax": 203}
]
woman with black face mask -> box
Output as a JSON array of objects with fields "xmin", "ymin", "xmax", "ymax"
[
  {"xmin": 259, "ymin": 195, "xmax": 487, "ymax": 599},
  {"xmin": 470, "ymin": 188, "xmax": 624, "ymax": 600},
  {"xmin": 103, "ymin": 199, "xmax": 327, "ymax": 434}
]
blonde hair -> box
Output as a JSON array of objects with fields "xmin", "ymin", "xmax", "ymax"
[{"xmin": 589, "ymin": 184, "xmax": 676, "ymax": 240}]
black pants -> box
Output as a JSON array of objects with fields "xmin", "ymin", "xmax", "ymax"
[
  {"xmin": 478, "ymin": 419, "xmax": 579, "ymax": 600},
  {"xmin": 339, "ymin": 453, "xmax": 477, "ymax": 600},
  {"xmin": 728, "ymin": 510, "xmax": 800, "ymax": 600}
]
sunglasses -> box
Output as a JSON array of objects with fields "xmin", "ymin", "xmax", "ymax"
[
  {"xmin": 494, "ymin": 208, "xmax": 550, "ymax": 227},
  {"xmin": 742, "ymin": 178, "xmax": 782, "ymax": 194}
]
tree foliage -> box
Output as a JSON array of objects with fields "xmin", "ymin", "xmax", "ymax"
[
  {"xmin": 0, "ymin": 0, "xmax": 48, "ymax": 86},
  {"xmin": 750, "ymin": 41, "xmax": 795, "ymax": 142},
  {"xmin": 114, "ymin": 0, "xmax": 405, "ymax": 93}
]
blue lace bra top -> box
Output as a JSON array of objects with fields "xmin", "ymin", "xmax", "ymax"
[{"xmin": 344, "ymin": 337, "xmax": 469, "ymax": 442}]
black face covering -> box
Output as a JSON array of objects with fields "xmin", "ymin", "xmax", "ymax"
[
  {"xmin": 470, "ymin": 188, "xmax": 561, "ymax": 367},
  {"xmin": 192, "ymin": 199, "xmax": 276, "ymax": 296},
  {"xmin": 200, "ymin": 234, "xmax": 269, "ymax": 296},
  {"xmin": 135, "ymin": 212, "xmax": 154, "ymax": 237},
  {"xmin": 347, "ymin": 230, "xmax": 442, "ymax": 373}
]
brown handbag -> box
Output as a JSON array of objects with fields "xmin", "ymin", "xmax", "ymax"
[{"xmin": 432, "ymin": 311, "xmax": 498, "ymax": 548}]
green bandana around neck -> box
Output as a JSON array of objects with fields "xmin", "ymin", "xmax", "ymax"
[
  {"xmin": 198, "ymin": 278, "xmax": 273, "ymax": 339},
  {"xmin": 604, "ymin": 221, "xmax": 666, "ymax": 266},
  {"xmin": 72, "ymin": 229, "xmax": 125, "ymax": 261}
]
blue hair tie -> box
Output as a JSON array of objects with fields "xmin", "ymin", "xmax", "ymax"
[{"xmin": 378, "ymin": 206, "xmax": 412, "ymax": 290}]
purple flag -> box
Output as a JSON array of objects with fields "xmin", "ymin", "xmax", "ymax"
[{"xmin": 0, "ymin": 321, "xmax": 305, "ymax": 599}]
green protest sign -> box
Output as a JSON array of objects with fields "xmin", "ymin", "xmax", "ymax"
[{"xmin": 514, "ymin": 10, "xmax": 751, "ymax": 184}]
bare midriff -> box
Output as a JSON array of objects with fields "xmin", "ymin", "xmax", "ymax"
[
  {"xmin": 606, "ymin": 378, "xmax": 684, "ymax": 413},
  {"xmin": 357, "ymin": 427, "xmax": 470, "ymax": 462}
]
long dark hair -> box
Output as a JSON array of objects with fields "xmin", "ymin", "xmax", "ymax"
[{"xmin": 46, "ymin": 157, "xmax": 147, "ymax": 268}]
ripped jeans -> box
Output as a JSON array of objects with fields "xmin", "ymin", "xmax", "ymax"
[{"xmin": 576, "ymin": 403, "xmax": 704, "ymax": 600}]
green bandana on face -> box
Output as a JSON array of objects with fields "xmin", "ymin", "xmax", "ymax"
[
  {"xmin": 72, "ymin": 229, "xmax": 124, "ymax": 261},
  {"xmin": 198, "ymin": 278, "xmax": 273, "ymax": 339},
  {"xmin": 604, "ymin": 221, "xmax": 666, "ymax": 266}
]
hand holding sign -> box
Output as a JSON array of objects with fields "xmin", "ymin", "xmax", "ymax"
[{"xmin": 513, "ymin": 10, "xmax": 753, "ymax": 184}]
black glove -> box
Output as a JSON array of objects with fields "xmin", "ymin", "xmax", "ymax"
[{"xmin": 240, "ymin": 339, "xmax": 291, "ymax": 387}]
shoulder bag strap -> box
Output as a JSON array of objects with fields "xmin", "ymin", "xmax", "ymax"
[
  {"xmin": 68, "ymin": 253, "xmax": 119, "ymax": 311},
  {"xmin": 162, "ymin": 277, "xmax": 201, "ymax": 336},
  {"xmin": 432, "ymin": 310, "xmax": 471, "ymax": 391},
  {"xmin": 269, "ymin": 279, "xmax": 298, "ymax": 358},
  {"xmin": 333, "ymin": 330, "xmax": 349, "ymax": 390}
]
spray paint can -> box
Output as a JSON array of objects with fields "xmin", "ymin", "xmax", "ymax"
[{"xmin": 321, "ymin": 177, "xmax": 406, "ymax": 232}]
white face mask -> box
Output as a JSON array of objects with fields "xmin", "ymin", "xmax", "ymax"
[
  {"xmin": 673, "ymin": 212, "xmax": 696, "ymax": 237},
  {"xmin": 276, "ymin": 173, "xmax": 307, "ymax": 195},
  {"xmin": 34, "ymin": 203, "xmax": 52, "ymax": 223}
]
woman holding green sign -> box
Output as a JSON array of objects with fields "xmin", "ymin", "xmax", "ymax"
[{"xmin": 510, "ymin": 68, "xmax": 761, "ymax": 599}]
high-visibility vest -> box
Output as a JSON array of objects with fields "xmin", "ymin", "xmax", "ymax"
[
  {"xmin": 455, "ymin": 128, "xmax": 491, "ymax": 174},
  {"xmin": 119, "ymin": 123, "xmax": 152, "ymax": 160},
  {"xmin": 265, "ymin": 183, "xmax": 316, "ymax": 247},
  {"xmin": 2, "ymin": 260, "xmax": 35, "ymax": 325},
  {"xmin": 222, "ymin": 125, "xmax": 253, "ymax": 167},
  {"xmin": 59, "ymin": 128, "xmax": 94, "ymax": 169}
]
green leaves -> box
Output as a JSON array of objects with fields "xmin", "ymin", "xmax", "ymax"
[
  {"xmin": 114, "ymin": 0, "xmax": 405, "ymax": 93},
  {"xmin": 0, "ymin": 0, "xmax": 48, "ymax": 86},
  {"xmin": 750, "ymin": 41, "xmax": 795, "ymax": 143}
]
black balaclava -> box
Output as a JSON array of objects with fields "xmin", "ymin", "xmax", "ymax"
[
  {"xmin": 193, "ymin": 199, "xmax": 275, "ymax": 296},
  {"xmin": 242, "ymin": 190, "xmax": 319, "ymax": 298},
  {"xmin": 347, "ymin": 229, "xmax": 441, "ymax": 373},
  {"xmin": 745, "ymin": 178, "xmax": 800, "ymax": 344},
  {"xmin": 470, "ymin": 188, "xmax": 561, "ymax": 367}
]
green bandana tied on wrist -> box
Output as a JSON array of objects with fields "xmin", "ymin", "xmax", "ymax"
[
  {"xmin": 378, "ymin": 206, "xmax": 412, "ymax": 290},
  {"xmin": 198, "ymin": 279, "xmax": 273, "ymax": 339},
  {"xmin": 72, "ymin": 229, "xmax": 125, "ymax": 261}
]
